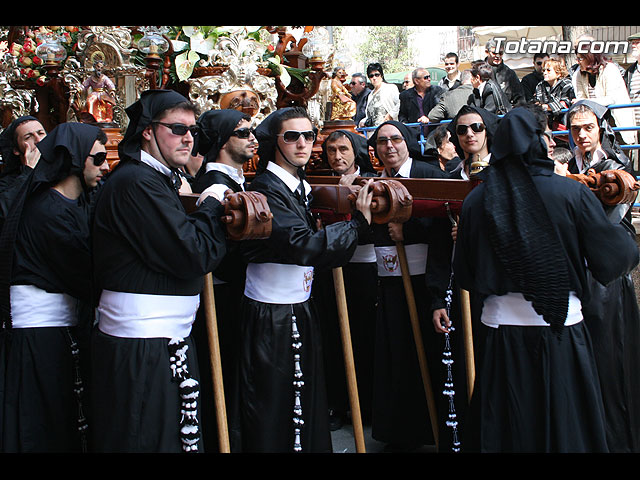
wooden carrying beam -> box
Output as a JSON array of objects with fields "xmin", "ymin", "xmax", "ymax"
[{"xmin": 307, "ymin": 176, "xmax": 476, "ymax": 221}]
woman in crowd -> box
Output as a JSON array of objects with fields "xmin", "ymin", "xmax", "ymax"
[{"xmin": 359, "ymin": 63, "xmax": 400, "ymax": 128}]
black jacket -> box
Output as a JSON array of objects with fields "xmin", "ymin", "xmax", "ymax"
[
  {"xmin": 468, "ymin": 79, "xmax": 511, "ymax": 115},
  {"xmin": 487, "ymin": 59, "xmax": 526, "ymax": 107},
  {"xmin": 398, "ymin": 85, "xmax": 444, "ymax": 123}
]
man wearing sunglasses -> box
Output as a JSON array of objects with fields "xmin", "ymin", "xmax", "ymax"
[
  {"xmin": 90, "ymin": 90, "xmax": 228, "ymax": 453},
  {"xmin": 520, "ymin": 53, "xmax": 549, "ymax": 103},
  {"xmin": 0, "ymin": 122, "xmax": 108, "ymax": 452},
  {"xmin": 398, "ymin": 67, "xmax": 444, "ymax": 125},
  {"xmin": 484, "ymin": 39, "xmax": 525, "ymax": 108},
  {"xmin": 366, "ymin": 121, "xmax": 453, "ymax": 452},
  {"xmin": 234, "ymin": 107, "xmax": 375, "ymax": 453},
  {"xmin": 189, "ymin": 108, "xmax": 258, "ymax": 448}
]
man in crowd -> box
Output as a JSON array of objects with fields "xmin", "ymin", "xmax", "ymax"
[
  {"xmin": 235, "ymin": 107, "xmax": 374, "ymax": 453},
  {"xmin": 0, "ymin": 122, "xmax": 108, "ymax": 452},
  {"xmin": 189, "ymin": 108, "xmax": 258, "ymax": 451},
  {"xmin": 317, "ymin": 129, "xmax": 378, "ymax": 427},
  {"xmin": 366, "ymin": 120, "xmax": 452, "ymax": 452},
  {"xmin": 349, "ymin": 73, "xmax": 371, "ymax": 126},
  {"xmin": 439, "ymin": 52, "xmax": 462, "ymax": 91},
  {"xmin": 0, "ymin": 116, "xmax": 47, "ymax": 220},
  {"xmin": 451, "ymin": 105, "xmax": 638, "ymax": 452},
  {"xmin": 468, "ymin": 60, "xmax": 511, "ymax": 115},
  {"xmin": 520, "ymin": 53, "xmax": 549, "ymax": 103},
  {"xmin": 399, "ymin": 67, "xmax": 444, "ymax": 125},
  {"xmin": 90, "ymin": 89, "xmax": 229, "ymax": 453},
  {"xmin": 566, "ymin": 99, "xmax": 640, "ymax": 452},
  {"xmin": 485, "ymin": 39, "xmax": 525, "ymax": 108},
  {"xmin": 428, "ymin": 69, "xmax": 475, "ymax": 123}
]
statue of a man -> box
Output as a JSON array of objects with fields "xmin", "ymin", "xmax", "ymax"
[{"xmin": 82, "ymin": 58, "xmax": 117, "ymax": 124}]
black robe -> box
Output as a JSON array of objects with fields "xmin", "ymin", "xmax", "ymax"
[
  {"xmin": 455, "ymin": 160, "xmax": 638, "ymax": 452},
  {"xmin": 234, "ymin": 167, "xmax": 369, "ymax": 453},
  {"xmin": 370, "ymin": 159, "xmax": 455, "ymax": 449},
  {"xmin": 568, "ymin": 149, "xmax": 640, "ymax": 453},
  {"xmin": 190, "ymin": 167, "xmax": 245, "ymax": 452},
  {"xmin": 1, "ymin": 188, "xmax": 92, "ymax": 452},
  {"xmin": 90, "ymin": 159, "xmax": 227, "ymax": 453}
]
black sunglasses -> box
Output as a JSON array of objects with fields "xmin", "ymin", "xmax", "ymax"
[
  {"xmin": 456, "ymin": 123, "xmax": 486, "ymax": 135},
  {"xmin": 88, "ymin": 151, "xmax": 108, "ymax": 166},
  {"xmin": 368, "ymin": 72, "xmax": 381, "ymax": 78},
  {"xmin": 153, "ymin": 121, "xmax": 200, "ymax": 137},
  {"xmin": 230, "ymin": 127, "xmax": 255, "ymax": 139},
  {"xmin": 277, "ymin": 130, "xmax": 316, "ymax": 144}
]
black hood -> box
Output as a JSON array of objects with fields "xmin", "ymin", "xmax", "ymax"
[
  {"xmin": 118, "ymin": 89, "xmax": 191, "ymax": 163},
  {"xmin": 321, "ymin": 129, "xmax": 375, "ymax": 174}
]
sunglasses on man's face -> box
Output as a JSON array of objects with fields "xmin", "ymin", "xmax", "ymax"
[
  {"xmin": 456, "ymin": 123, "xmax": 486, "ymax": 135},
  {"xmin": 230, "ymin": 127, "xmax": 255, "ymax": 139},
  {"xmin": 277, "ymin": 130, "xmax": 316, "ymax": 144},
  {"xmin": 153, "ymin": 121, "xmax": 200, "ymax": 137},
  {"xmin": 88, "ymin": 151, "xmax": 108, "ymax": 166},
  {"xmin": 376, "ymin": 135, "xmax": 404, "ymax": 146}
]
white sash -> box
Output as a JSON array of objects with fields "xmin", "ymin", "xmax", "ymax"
[
  {"xmin": 350, "ymin": 244, "xmax": 376, "ymax": 264},
  {"xmin": 97, "ymin": 290, "xmax": 200, "ymax": 339},
  {"xmin": 481, "ymin": 291, "xmax": 583, "ymax": 328},
  {"xmin": 244, "ymin": 262, "xmax": 314, "ymax": 304},
  {"xmin": 375, "ymin": 244, "xmax": 428, "ymax": 277},
  {"xmin": 10, "ymin": 285, "xmax": 78, "ymax": 328}
]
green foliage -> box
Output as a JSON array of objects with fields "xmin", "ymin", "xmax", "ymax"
[{"xmin": 356, "ymin": 26, "xmax": 415, "ymax": 74}]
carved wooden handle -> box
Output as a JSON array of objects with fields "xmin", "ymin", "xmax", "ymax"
[
  {"xmin": 222, "ymin": 191, "xmax": 273, "ymax": 241},
  {"xmin": 568, "ymin": 169, "xmax": 640, "ymax": 206},
  {"xmin": 347, "ymin": 179, "xmax": 413, "ymax": 224}
]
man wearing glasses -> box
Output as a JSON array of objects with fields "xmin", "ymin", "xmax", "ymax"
[
  {"xmin": 348, "ymin": 73, "xmax": 371, "ymax": 126},
  {"xmin": 235, "ymin": 107, "xmax": 374, "ymax": 452},
  {"xmin": 189, "ymin": 108, "xmax": 258, "ymax": 449},
  {"xmin": 90, "ymin": 90, "xmax": 228, "ymax": 453},
  {"xmin": 484, "ymin": 39, "xmax": 525, "ymax": 108},
  {"xmin": 399, "ymin": 67, "xmax": 444, "ymax": 125},
  {"xmin": 0, "ymin": 122, "xmax": 108, "ymax": 452},
  {"xmin": 520, "ymin": 53, "xmax": 549, "ymax": 103},
  {"xmin": 366, "ymin": 121, "xmax": 452, "ymax": 452}
]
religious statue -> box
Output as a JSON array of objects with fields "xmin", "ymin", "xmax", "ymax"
[
  {"xmin": 329, "ymin": 67, "xmax": 356, "ymax": 121},
  {"xmin": 81, "ymin": 55, "xmax": 117, "ymax": 124}
]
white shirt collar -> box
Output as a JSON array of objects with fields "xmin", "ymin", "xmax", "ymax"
[
  {"xmin": 205, "ymin": 161, "xmax": 246, "ymax": 185},
  {"xmin": 381, "ymin": 157, "xmax": 413, "ymax": 178},
  {"xmin": 266, "ymin": 161, "xmax": 311, "ymax": 197},
  {"xmin": 140, "ymin": 150, "xmax": 172, "ymax": 178},
  {"xmin": 573, "ymin": 146, "xmax": 607, "ymax": 173}
]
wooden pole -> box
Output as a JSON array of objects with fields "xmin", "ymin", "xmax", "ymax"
[
  {"xmin": 202, "ymin": 272, "xmax": 230, "ymax": 453},
  {"xmin": 460, "ymin": 289, "xmax": 475, "ymax": 403},
  {"xmin": 395, "ymin": 242, "xmax": 440, "ymax": 450},
  {"xmin": 332, "ymin": 266, "xmax": 367, "ymax": 453}
]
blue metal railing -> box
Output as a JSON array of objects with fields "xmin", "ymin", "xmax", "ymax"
[
  {"xmin": 355, "ymin": 101, "xmax": 640, "ymax": 206},
  {"xmin": 356, "ymin": 101, "xmax": 640, "ymax": 154}
]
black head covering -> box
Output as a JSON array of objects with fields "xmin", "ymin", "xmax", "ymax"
[
  {"xmin": 367, "ymin": 120, "xmax": 422, "ymax": 168},
  {"xmin": 0, "ymin": 121, "xmax": 104, "ymax": 329},
  {"xmin": 483, "ymin": 107, "xmax": 570, "ymax": 335},
  {"xmin": 193, "ymin": 109, "xmax": 249, "ymax": 180},
  {"xmin": 565, "ymin": 99, "xmax": 629, "ymax": 168},
  {"xmin": 321, "ymin": 129, "xmax": 375, "ymax": 174},
  {"xmin": 118, "ymin": 89, "xmax": 192, "ymax": 163},
  {"xmin": 254, "ymin": 107, "xmax": 318, "ymax": 174},
  {"xmin": 34, "ymin": 122, "xmax": 104, "ymax": 190},
  {"xmin": 0, "ymin": 116, "xmax": 41, "ymax": 177},
  {"xmin": 446, "ymin": 105, "xmax": 499, "ymax": 160}
]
